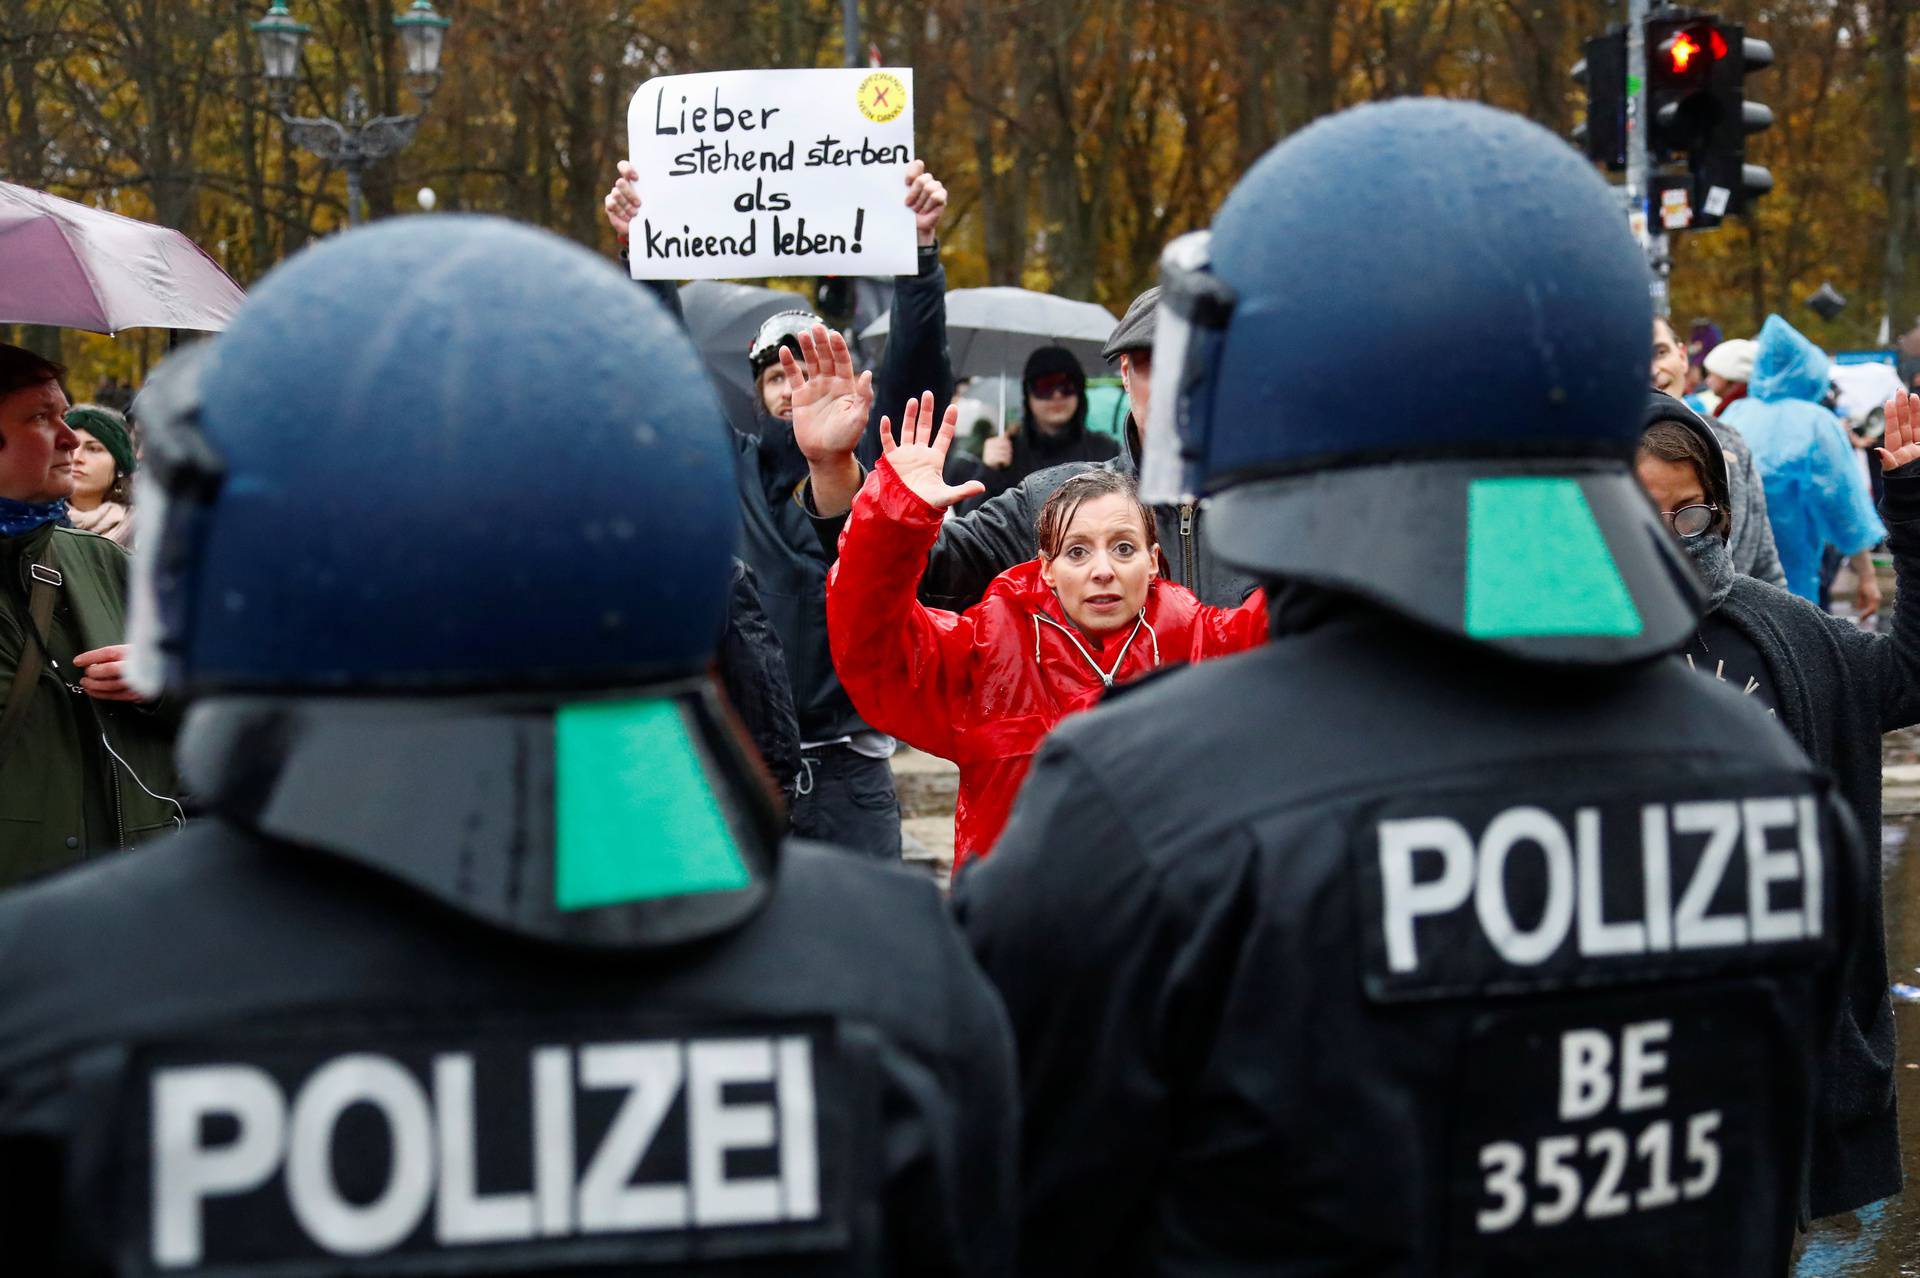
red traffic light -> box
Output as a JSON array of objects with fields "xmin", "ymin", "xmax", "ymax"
[
  {"xmin": 1658, "ymin": 25, "xmax": 1726, "ymax": 77},
  {"xmin": 1668, "ymin": 31, "xmax": 1701, "ymax": 73}
]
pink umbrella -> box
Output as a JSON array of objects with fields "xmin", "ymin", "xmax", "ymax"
[{"xmin": 0, "ymin": 181, "xmax": 246, "ymax": 334}]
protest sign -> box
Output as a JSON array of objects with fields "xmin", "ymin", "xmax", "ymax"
[{"xmin": 625, "ymin": 67, "xmax": 917, "ymax": 281}]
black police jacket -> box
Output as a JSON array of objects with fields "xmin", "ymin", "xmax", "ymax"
[
  {"xmin": 0, "ymin": 691, "xmax": 1017, "ymax": 1276},
  {"xmin": 955, "ymin": 608, "xmax": 1867, "ymax": 1277}
]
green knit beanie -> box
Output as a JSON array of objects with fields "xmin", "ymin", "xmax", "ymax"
[{"xmin": 65, "ymin": 404, "xmax": 136, "ymax": 479}]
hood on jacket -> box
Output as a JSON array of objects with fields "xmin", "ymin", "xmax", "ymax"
[
  {"xmin": 1019, "ymin": 345, "xmax": 1090, "ymax": 446},
  {"xmin": 1749, "ymin": 314, "xmax": 1832, "ymax": 405},
  {"xmin": 1644, "ymin": 390, "xmax": 1731, "ymax": 516}
]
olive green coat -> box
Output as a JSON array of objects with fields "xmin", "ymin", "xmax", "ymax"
[{"xmin": 0, "ymin": 523, "xmax": 180, "ymax": 885}]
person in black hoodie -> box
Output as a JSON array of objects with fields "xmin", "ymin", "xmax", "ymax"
[
  {"xmin": 1638, "ymin": 388, "xmax": 1920, "ymax": 1219},
  {"xmin": 969, "ymin": 346, "xmax": 1117, "ymax": 505}
]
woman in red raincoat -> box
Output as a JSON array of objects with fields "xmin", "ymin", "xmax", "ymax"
[{"xmin": 826, "ymin": 393, "xmax": 1267, "ymax": 871}]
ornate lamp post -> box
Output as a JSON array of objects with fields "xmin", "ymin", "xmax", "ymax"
[{"xmin": 249, "ymin": 0, "xmax": 453, "ymax": 228}]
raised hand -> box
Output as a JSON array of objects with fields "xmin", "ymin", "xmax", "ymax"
[
  {"xmin": 1877, "ymin": 391, "xmax": 1920, "ymax": 473},
  {"xmin": 784, "ymin": 325, "xmax": 874, "ymax": 462},
  {"xmin": 881, "ymin": 392, "xmax": 987, "ymax": 511},
  {"xmin": 604, "ymin": 160, "xmax": 642, "ymax": 238},
  {"xmin": 904, "ymin": 159, "xmax": 947, "ymax": 246}
]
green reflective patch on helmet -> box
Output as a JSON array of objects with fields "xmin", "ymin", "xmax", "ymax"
[
  {"xmin": 1465, "ymin": 477, "xmax": 1643, "ymax": 638},
  {"xmin": 554, "ymin": 698, "xmax": 750, "ymax": 910}
]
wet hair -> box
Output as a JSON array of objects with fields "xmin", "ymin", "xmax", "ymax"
[
  {"xmin": 1034, "ymin": 469, "xmax": 1157, "ymax": 559},
  {"xmin": 0, "ymin": 344, "xmax": 65, "ymax": 402},
  {"xmin": 1638, "ymin": 420, "xmax": 1730, "ymax": 537}
]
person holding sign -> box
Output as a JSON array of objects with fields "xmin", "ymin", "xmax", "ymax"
[{"xmin": 604, "ymin": 151, "xmax": 956, "ymax": 861}]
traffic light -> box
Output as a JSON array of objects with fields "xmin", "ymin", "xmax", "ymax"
[
  {"xmin": 1691, "ymin": 22, "xmax": 1773, "ymax": 226},
  {"xmin": 1571, "ymin": 8, "xmax": 1773, "ymax": 231},
  {"xmin": 1645, "ymin": 15, "xmax": 1721, "ymax": 159},
  {"xmin": 1571, "ymin": 29, "xmax": 1626, "ymax": 170},
  {"xmin": 1641, "ymin": 11, "xmax": 1773, "ymax": 229}
]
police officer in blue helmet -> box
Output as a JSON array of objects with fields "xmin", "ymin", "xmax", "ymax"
[
  {"xmin": 956, "ymin": 100, "xmax": 1868, "ymax": 1276},
  {"xmin": 0, "ymin": 216, "xmax": 1015, "ymax": 1276}
]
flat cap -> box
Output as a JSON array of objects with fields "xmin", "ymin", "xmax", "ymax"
[{"xmin": 1101, "ymin": 286, "xmax": 1160, "ymax": 361}]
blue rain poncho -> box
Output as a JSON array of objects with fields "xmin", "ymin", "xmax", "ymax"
[{"xmin": 1718, "ymin": 314, "xmax": 1883, "ymax": 601}]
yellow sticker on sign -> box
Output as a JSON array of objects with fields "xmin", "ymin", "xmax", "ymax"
[{"xmin": 858, "ymin": 72, "xmax": 906, "ymax": 123}]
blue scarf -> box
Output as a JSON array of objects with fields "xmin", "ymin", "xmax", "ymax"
[{"xmin": 0, "ymin": 496, "xmax": 68, "ymax": 538}]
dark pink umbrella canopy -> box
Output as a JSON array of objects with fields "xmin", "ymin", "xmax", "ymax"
[{"xmin": 0, "ymin": 181, "xmax": 246, "ymax": 334}]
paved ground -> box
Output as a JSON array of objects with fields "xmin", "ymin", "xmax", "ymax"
[{"xmin": 891, "ymin": 746, "xmax": 956, "ymax": 889}]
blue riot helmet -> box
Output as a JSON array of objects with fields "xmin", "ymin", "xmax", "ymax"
[
  {"xmin": 1142, "ymin": 99, "xmax": 1701, "ymax": 664},
  {"xmin": 131, "ymin": 217, "xmax": 765, "ymax": 949},
  {"xmin": 133, "ymin": 215, "xmax": 738, "ymax": 695}
]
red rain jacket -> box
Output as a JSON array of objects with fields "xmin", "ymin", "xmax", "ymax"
[{"xmin": 826, "ymin": 460, "xmax": 1268, "ymax": 870}]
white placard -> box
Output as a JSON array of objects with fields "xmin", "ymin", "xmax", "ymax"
[{"xmin": 625, "ymin": 68, "xmax": 917, "ymax": 280}]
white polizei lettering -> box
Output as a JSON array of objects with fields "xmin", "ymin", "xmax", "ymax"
[
  {"xmin": 532, "ymin": 1046, "xmax": 574, "ymax": 1236},
  {"xmin": 1558, "ymin": 1030, "xmax": 1614, "ymax": 1121},
  {"xmin": 1672, "ymin": 802, "xmax": 1747, "ymax": 949},
  {"xmin": 152, "ymin": 1065, "xmax": 288, "ymax": 1269},
  {"xmin": 1474, "ymin": 807, "xmax": 1575, "ymax": 967},
  {"xmin": 1741, "ymin": 798, "xmax": 1806, "ymax": 943},
  {"xmin": 776, "ymin": 1036, "xmax": 821, "ymax": 1220},
  {"xmin": 148, "ymin": 1035, "xmax": 830, "ymax": 1266},
  {"xmin": 1575, "ymin": 808, "xmax": 1647, "ymax": 956},
  {"xmin": 689, "ymin": 1040, "xmax": 783, "ymax": 1226},
  {"xmin": 1619, "ymin": 1020, "xmax": 1671, "ymax": 1112},
  {"xmin": 577, "ymin": 1043, "xmax": 687, "ymax": 1232},
  {"xmin": 1378, "ymin": 817, "xmax": 1475, "ymax": 973},
  {"xmin": 1797, "ymin": 796, "xmax": 1824, "ymax": 938},
  {"xmin": 1640, "ymin": 804, "xmax": 1674, "ymax": 952},
  {"xmin": 434, "ymin": 1053, "xmax": 536, "ymax": 1244},
  {"xmin": 285, "ymin": 1055, "xmax": 435, "ymax": 1256}
]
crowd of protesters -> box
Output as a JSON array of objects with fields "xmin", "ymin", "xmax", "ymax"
[{"xmin": 2, "ymin": 94, "xmax": 1919, "ymax": 1274}]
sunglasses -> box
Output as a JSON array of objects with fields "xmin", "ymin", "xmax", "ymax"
[{"xmin": 1029, "ymin": 373, "xmax": 1078, "ymax": 400}]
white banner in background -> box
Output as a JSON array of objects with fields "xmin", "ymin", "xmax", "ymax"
[{"xmin": 625, "ymin": 67, "xmax": 917, "ymax": 280}]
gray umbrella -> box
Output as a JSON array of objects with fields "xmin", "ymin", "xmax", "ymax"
[
  {"xmin": 678, "ymin": 280, "xmax": 816, "ymax": 434},
  {"xmin": 860, "ymin": 286, "xmax": 1115, "ymax": 432}
]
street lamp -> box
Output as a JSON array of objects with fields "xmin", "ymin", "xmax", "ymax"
[{"xmin": 249, "ymin": 0, "xmax": 452, "ymax": 229}]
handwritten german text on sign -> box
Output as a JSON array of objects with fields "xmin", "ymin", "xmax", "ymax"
[{"xmin": 626, "ymin": 68, "xmax": 916, "ymax": 280}]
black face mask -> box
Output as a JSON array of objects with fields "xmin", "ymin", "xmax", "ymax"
[{"xmin": 1684, "ymin": 531, "xmax": 1735, "ymax": 612}]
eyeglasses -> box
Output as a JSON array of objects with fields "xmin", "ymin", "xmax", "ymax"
[
  {"xmin": 1663, "ymin": 503, "xmax": 1719, "ymax": 538},
  {"xmin": 1029, "ymin": 373, "xmax": 1077, "ymax": 400}
]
